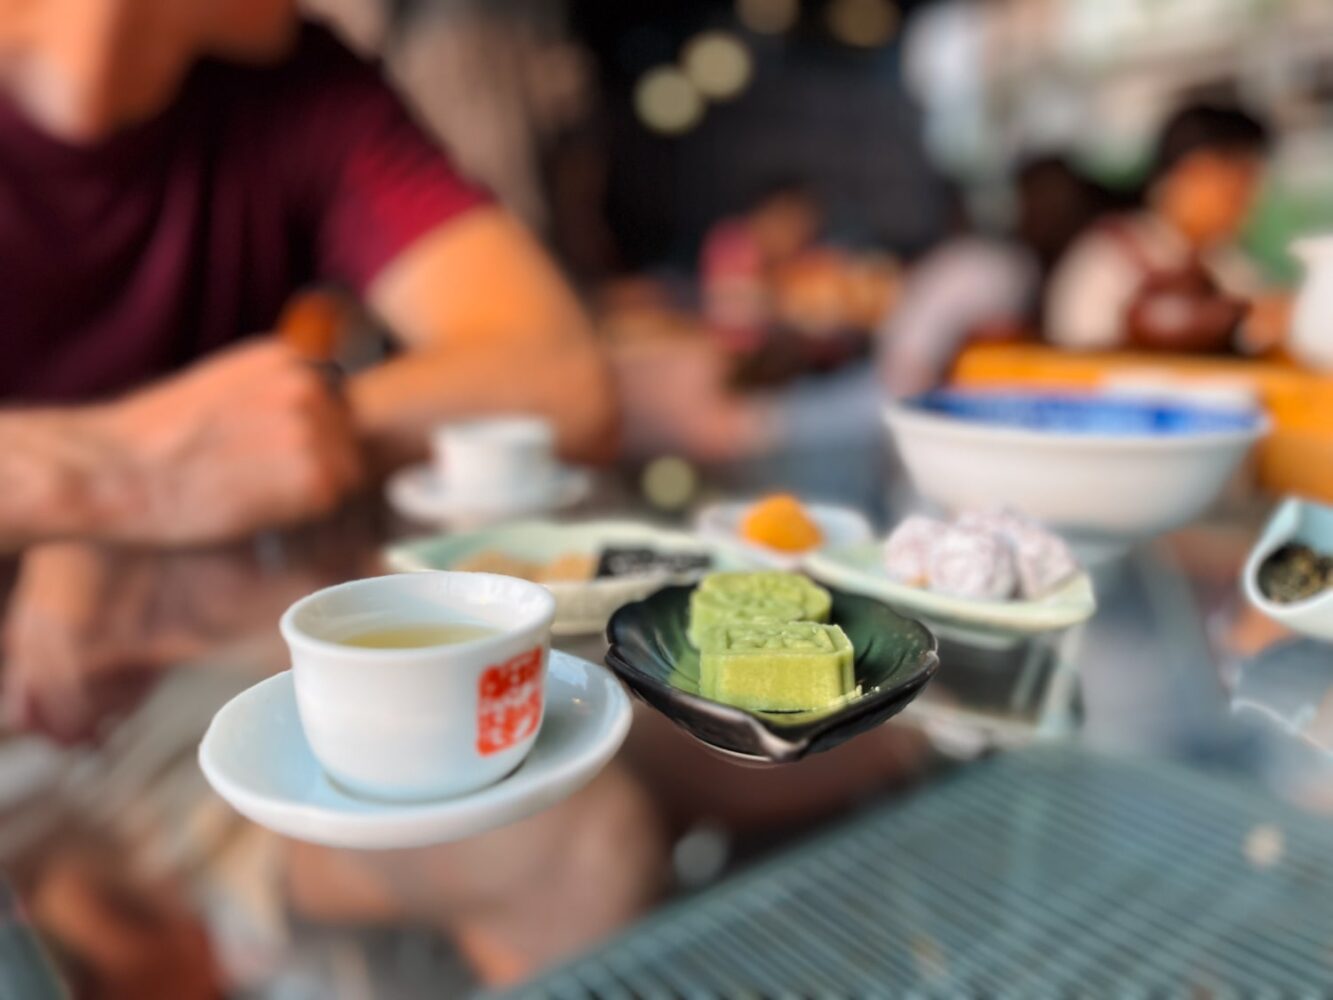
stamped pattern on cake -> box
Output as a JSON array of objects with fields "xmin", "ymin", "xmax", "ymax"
[{"xmin": 477, "ymin": 647, "xmax": 543, "ymax": 755}]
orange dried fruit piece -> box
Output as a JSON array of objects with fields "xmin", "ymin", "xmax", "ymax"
[{"xmin": 740, "ymin": 495, "xmax": 823, "ymax": 552}]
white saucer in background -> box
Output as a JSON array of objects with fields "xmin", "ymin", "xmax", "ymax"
[
  {"xmin": 386, "ymin": 463, "xmax": 591, "ymax": 525},
  {"xmin": 805, "ymin": 541, "xmax": 1097, "ymax": 640},
  {"xmin": 695, "ymin": 500, "xmax": 875, "ymax": 570},
  {"xmin": 198, "ymin": 651, "xmax": 631, "ymax": 850},
  {"xmin": 384, "ymin": 519, "xmax": 737, "ymax": 636}
]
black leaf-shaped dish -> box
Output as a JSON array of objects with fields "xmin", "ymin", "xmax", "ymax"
[{"xmin": 605, "ymin": 584, "xmax": 939, "ymax": 763}]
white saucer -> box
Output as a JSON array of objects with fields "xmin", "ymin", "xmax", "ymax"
[
  {"xmin": 198, "ymin": 651, "xmax": 631, "ymax": 850},
  {"xmin": 806, "ymin": 541, "xmax": 1097, "ymax": 640},
  {"xmin": 387, "ymin": 463, "xmax": 591, "ymax": 525},
  {"xmin": 695, "ymin": 500, "xmax": 875, "ymax": 570},
  {"xmin": 384, "ymin": 519, "xmax": 740, "ymax": 636}
]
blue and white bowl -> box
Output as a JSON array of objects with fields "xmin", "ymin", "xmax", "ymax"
[{"xmin": 885, "ymin": 390, "xmax": 1268, "ymax": 545}]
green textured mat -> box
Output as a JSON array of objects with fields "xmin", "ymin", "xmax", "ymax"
[{"xmin": 491, "ymin": 747, "xmax": 1333, "ymax": 999}]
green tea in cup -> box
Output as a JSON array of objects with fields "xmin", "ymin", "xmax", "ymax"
[{"xmin": 339, "ymin": 623, "xmax": 496, "ymax": 649}]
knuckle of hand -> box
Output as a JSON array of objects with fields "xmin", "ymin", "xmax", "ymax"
[
  {"xmin": 299, "ymin": 463, "xmax": 341, "ymax": 511},
  {"xmin": 274, "ymin": 412, "xmax": 319, "ymax": 454},
  {"xmin": 282, "ymin": 371, "xmax": 320, "ymax": 407}
]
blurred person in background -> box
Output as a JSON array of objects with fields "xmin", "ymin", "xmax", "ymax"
[
  {"xmin": 701, "ymin": 179, "xmax": 825, "ymax": 354},
  {"xmin": 881, "ymin": 155, "xmax": 1110, "ymax": 396},
  {"xmin": 702, "ymin": 177, "xmax": 898, "ymax": 384},
  {"xmin": 607, "ymin": 181, "xmax": 825, "ymax": 464},
  {"xmin": 0, "ymin": 0, "xmax": 616, "ymax": 551},
  {"xmin": 1045, "ymin": 102, "xmax": 1284, "ymax": 354}
]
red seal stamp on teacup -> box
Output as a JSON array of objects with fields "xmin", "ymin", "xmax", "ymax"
[{"xmin": 477, "ymin": 647, "xmax": 544, "ymax": 755}]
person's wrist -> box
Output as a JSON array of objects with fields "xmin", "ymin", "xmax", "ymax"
[
  {"xmin": 0, "ymin": 407, "xmax": 134, "ymax": 543},
  {"xmin": 67, "ymin": 403, "xmax": 154, "ymax": 541}
]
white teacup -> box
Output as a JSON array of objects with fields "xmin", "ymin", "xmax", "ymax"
[
  {"xmin": 432, "ymin": 416, "xmax": 556, "ymax": 499},
  {"xmin": 280, "ymin": 572, "xmax": 556, "ymax": 801}
]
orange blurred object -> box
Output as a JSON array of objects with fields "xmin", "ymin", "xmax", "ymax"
[
  {"xmin": 741, "ymin": 494, "xmax": 823, "ymax": 552},
  {"xmin": 951, "ymin": 342, "xmax": 1333, "ymax": 504},
  {"xmin": 276, "ymin": 289, "xmax": 350, "ymax": 361},
  {"xmin": 773, "ymin": 249, "xmax": 900, "ymax": 337},
  {"xmin": 774, "ymin": 249, "xmax": 851, "ymax": 336}
]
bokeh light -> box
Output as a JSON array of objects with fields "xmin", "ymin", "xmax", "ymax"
[
  {"xmin": 1244, "ymin": 824, "xmax": 1285, "ymax": 870},
  {"xmin": 633, "ymin": 66, "xmax": 705, "ymax": 135},
  {"xmin": 826, "ymin": 0, "xmax": 898, "ymax": 48},
  {"xmin": 682, "ymin": 31, "xmax": 754, "ymax": 101},
  {"xmin": 737, "ymin": 0, "xmax": 799, "ymax": 35},
  {"xmin": 642, "ymin": 455, "xmax": 699, "ymax": 510}
]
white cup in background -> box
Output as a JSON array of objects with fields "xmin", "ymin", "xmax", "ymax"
[
  {"xmin": 280, "ymin": 572, "xmax": 556, "ymax": 801},
  {"xmin": 432, "ymin": 416, "xmax": 556, "ymax": 499}
]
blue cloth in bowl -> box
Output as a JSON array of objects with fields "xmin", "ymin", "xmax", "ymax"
[{"xmin": 910, "ymin": 391, "xmax": 1260, "ymax": 436}]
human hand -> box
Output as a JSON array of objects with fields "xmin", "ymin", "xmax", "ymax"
[
  {"xmin": 29, "ymin": 849, "xmax": 220, "ymax": 1000},
  {"xmin": 2, "ymin": 543, "xmax": 202, "ymax": 742},
  {"xmin": 611, "ymin": 335, "xmax": 774, "ymax": 462},
  {"xmin": 101, "ymin": 339, "xmax": 363, "ymax": 545},
  {"xmin": 2, "ymin": 538, "xmax": 333, "ymax": 743},
  {"xmin": 285, "ymin": 761, "xmax": 665, "ymax": 987}
]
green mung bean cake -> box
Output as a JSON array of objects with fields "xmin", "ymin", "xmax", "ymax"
[
  {"xmin": 687, "ymin": 571, "xmax": 831, "ymax": 647},
  {"xmin": 699, "ymin": 620, "xmax": 854, "ymax": 712}
]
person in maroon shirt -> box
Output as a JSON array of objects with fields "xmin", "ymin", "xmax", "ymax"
[
  {"xmin": 0, "ymin": 4, "xmax": 655, "ymax": 989},
  {"xmin": 0, "ymin": 0, "xmax": 616, "ymax": 548}
]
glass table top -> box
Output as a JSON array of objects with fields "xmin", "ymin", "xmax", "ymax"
[
  {"xmin": 493, "ymin": 746, "xmax": 1333, "ymax": 1000},
  {"xmin": 0, "ymin": 443, "xmax": 1326, "ymax": 998}
]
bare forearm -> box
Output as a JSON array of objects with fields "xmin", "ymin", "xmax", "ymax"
[
  {"xmin": 0, "ymin": 408, "xmax": 133, "ymax": 549},
  {"xmin": 348, "ymin": 338, "xmax": 619, "ymax": 472},
  {"xmin": 363, "ymin": 210, "xmax": 621, "ymax": 471},
  {"xmin": 0, "ymin": 340, "xmax": 365, "ymax": 551}
]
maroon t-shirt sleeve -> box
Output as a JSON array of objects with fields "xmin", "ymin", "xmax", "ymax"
[{"xmin": 271, "ymin": 25, "xmax": 492, "ymax": 294}]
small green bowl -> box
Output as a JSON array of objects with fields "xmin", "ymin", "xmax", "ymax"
[{"xmin": 605, "ymin": 584, "xmax": 939, "ymax": 763}]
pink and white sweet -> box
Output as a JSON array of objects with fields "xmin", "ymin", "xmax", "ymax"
[
  {"xmin": 927, "ymin": 525, "xmax": 1018, "ymax": 600},
  {"xmin": 884, "ymin": 507, "xmax": 1078, "ymax": 601},
  {"xmin": 883, "ymin": 515, "xmax": 948, "ymax": 586}
]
